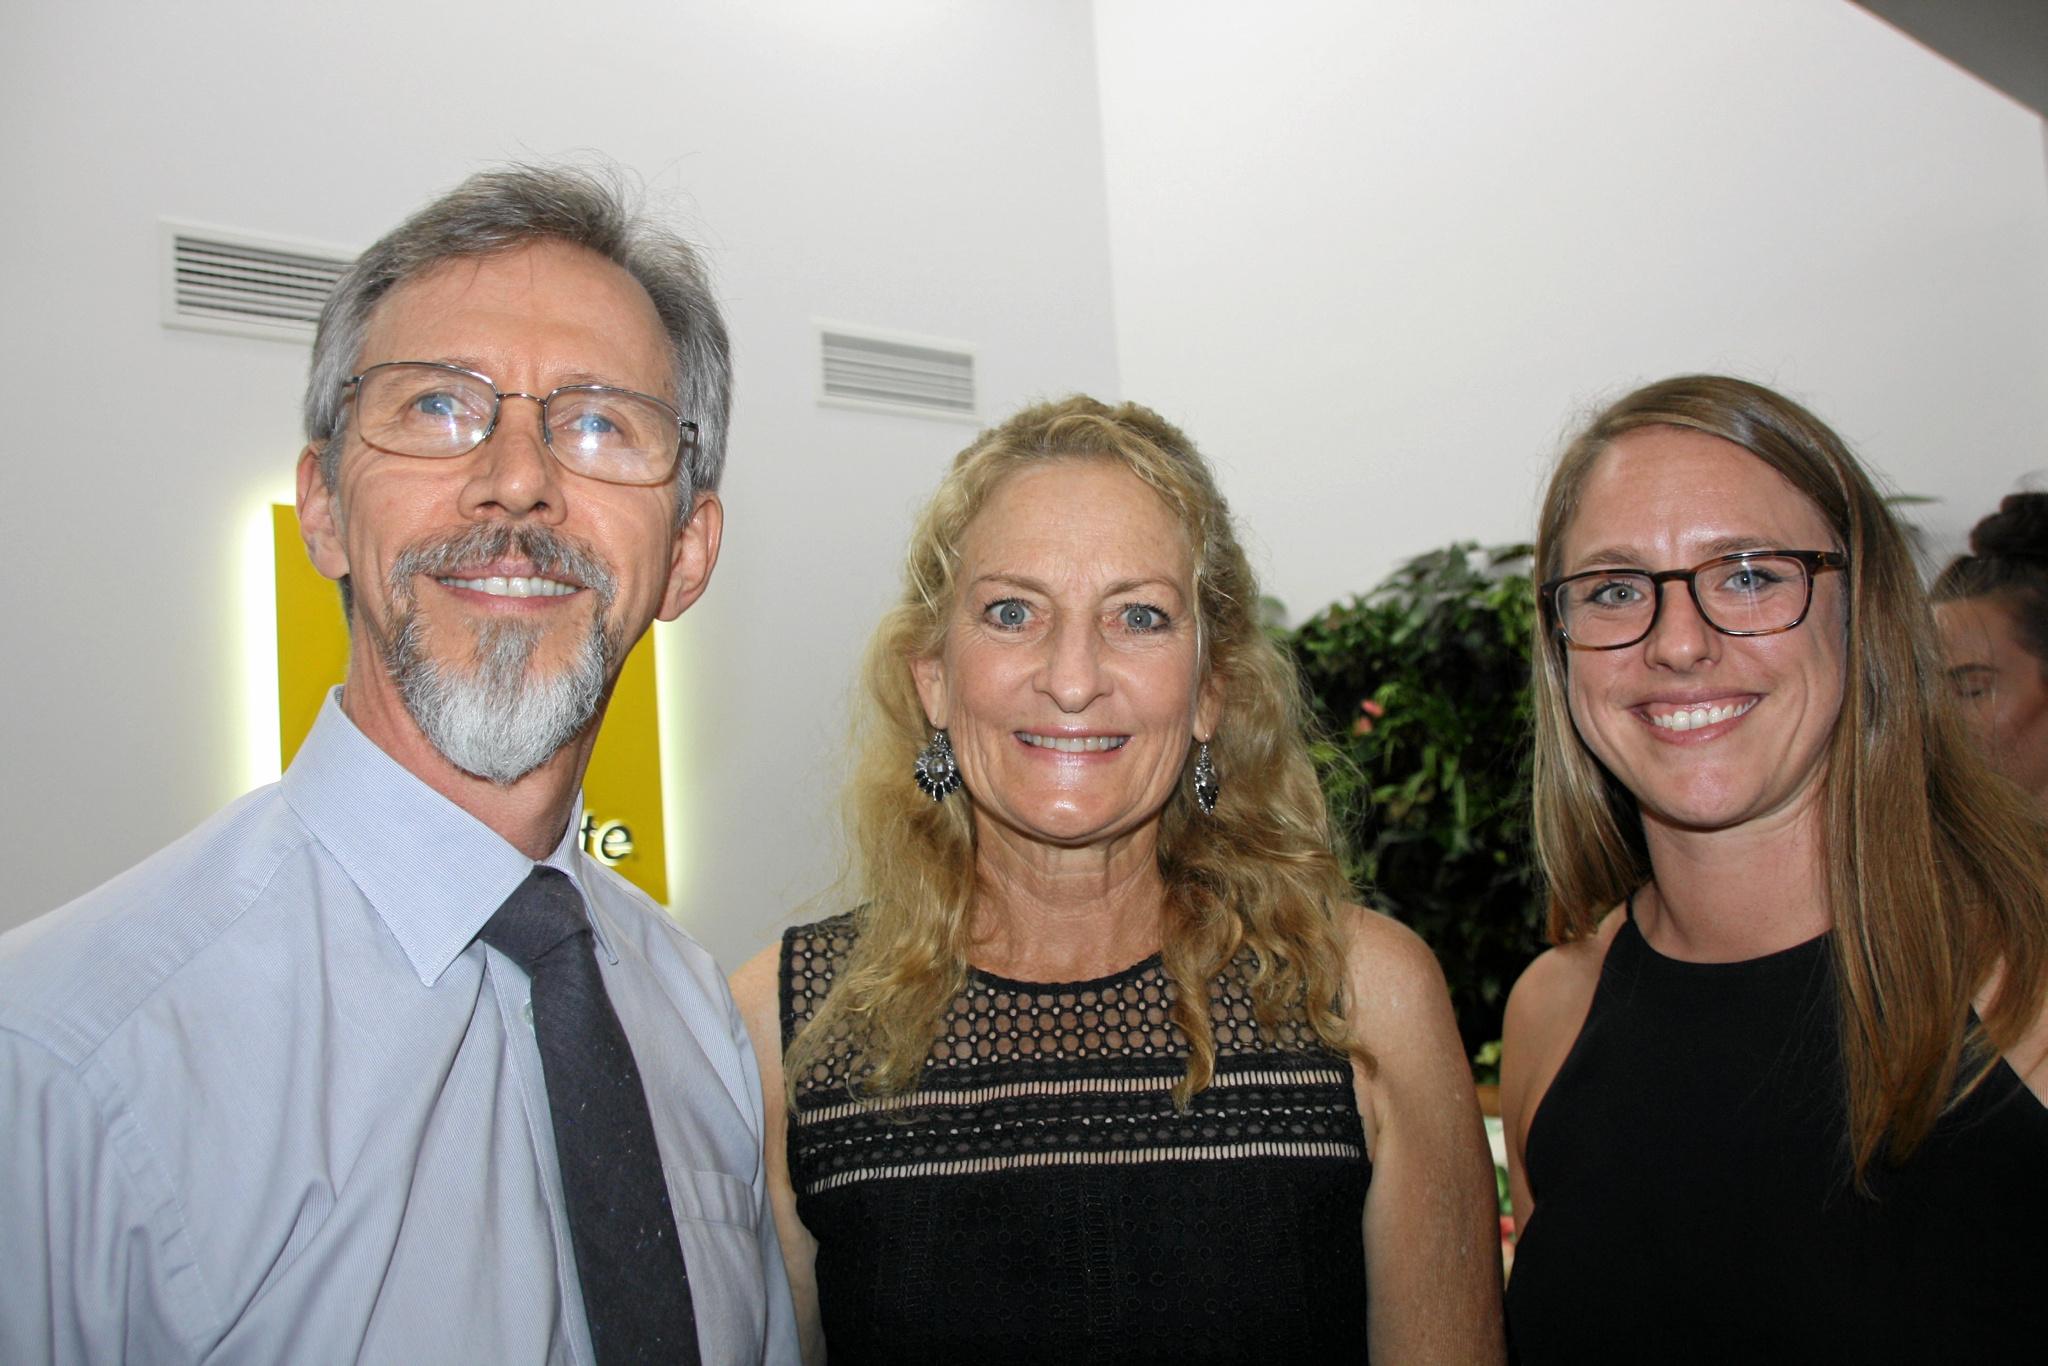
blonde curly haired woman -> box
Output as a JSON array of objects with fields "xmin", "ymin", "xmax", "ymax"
[{"xmin": 733, "ymin": 396, "xmax": 1503, "ymax": 1364}]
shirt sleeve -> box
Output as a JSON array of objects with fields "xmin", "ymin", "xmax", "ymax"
[
  {"xmin": 726, "ymin": 984, "xmax": 801, "ymax": 1364},
  {"xmin": 0, "ymin": 1031, "xmax": 207, "ymax": 1364}
]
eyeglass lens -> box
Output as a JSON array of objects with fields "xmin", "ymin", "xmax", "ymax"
[
  {"xmin": 353, "ymin": 363, "xmax": 679, "ymax": 485},
  {"xmin": 1557, "ymin": 556, "xmax": 1813, "ymax": 646}
]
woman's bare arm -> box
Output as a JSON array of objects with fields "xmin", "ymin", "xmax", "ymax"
[{"xmin": 1343, "ymin": 906, "xmax": 1506, "ymax": 1364}]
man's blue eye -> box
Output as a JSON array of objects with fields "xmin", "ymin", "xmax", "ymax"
[
  {"xmin": 567, "ymin": 411, "xmax": 620, "ymax": 437},
  {"xmin": 413, "ymin": 391, "xmax": 462, "ymax": 420}
]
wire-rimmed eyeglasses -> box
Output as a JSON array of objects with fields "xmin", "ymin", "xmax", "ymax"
[
  {"xmin": 342, "ymin": 361, "xmax": 697, "ymax": 488},
  {"xmin": 1542, "ymin": 550, "xmax": 1848, "ymax": 650}
]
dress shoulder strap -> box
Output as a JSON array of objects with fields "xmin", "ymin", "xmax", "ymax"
[{"xmin": 778, "ymin": 912, "xmax": 860, "ymax": 1049}]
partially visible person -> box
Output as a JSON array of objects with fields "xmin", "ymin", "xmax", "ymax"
[
  {"xmin": 733, "ymin": 397, "xmax": 1504, "ymax": 1364},
  {"xmin": 1500, "ymin": 376, "xmax": 2048, "ymax": 1363},
  {"xmin": 1933, "ymin": 492, "xmax": 2048, "ymax": 805},
  {"xmin": 0, "ymin": 165, "xmax": 796, "ymax": 1362}
]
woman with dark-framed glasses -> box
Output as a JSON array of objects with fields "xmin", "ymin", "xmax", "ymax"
[{"xmin": 1499, "ymin": 375, "xmax": 2048, "ymax": 1363}]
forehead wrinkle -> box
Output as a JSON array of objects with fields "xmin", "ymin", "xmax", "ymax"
[
  {"xmin": 362, "ymin": 244, "xmax": 673, "ymax": 400},
  {"xmin": 1568, "ymin": 532, "xmax": 1810, "ymax": 574},
  {"xmin": 391, "ymin": 354, "xmax": 648, "ymax": 393},
  {"xmin": 1698, "ymin": 534, "xmax": 1799, "ymax": 558},
  {"xmin": 1103, "ymin": 576, "xmax": 1184, "ymax": 599},
  {"xmin": 969, "ymin": 571, "xmax": 1053, "ymax": 596},
  {"xmin": 965, "ymin": 568, "xmax": 1188, "ymax": 601},
  {"xmin": 1566, "ymin": 543, "xmax": 1656, "ymax": 572}
]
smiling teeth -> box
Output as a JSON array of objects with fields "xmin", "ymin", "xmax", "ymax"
[
  {"xmin": 1020, "ymin": 734, "xmax": 1128, "ymax": 753},
  {"xmin": 1651, "ymin": 700, "xmax": 1757, "ymax": 732},
  {"xmin": 439, "ymin": 576, "xmax": 577, "ymax": 598}
]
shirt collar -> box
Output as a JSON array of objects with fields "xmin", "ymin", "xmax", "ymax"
[{"xmin": 281, "ymin": 690, "xmax": 611, "ymax": 984}]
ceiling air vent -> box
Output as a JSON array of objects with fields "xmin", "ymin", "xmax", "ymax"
[
  {"xmin": 818, "ymin": 322, "xmax": 978, "ymax": 422},
  {"xmin": 161, "ymin": 220, "xmax": 356, "ymax": 343}
]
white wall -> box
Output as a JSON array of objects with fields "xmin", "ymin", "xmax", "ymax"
[
  {"xmin": 0, "ymin": 0, "xmax": 1120, "ymax": 970},
  {"xmin": 1094, "ymin": 0, "xmax": 2048, "ymax": 622},
  {"xmin": 9, "ymin": 0, "xmax": 2047, "ymax": 972}
]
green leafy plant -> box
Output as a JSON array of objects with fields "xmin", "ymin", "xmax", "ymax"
[{"xmin": 1286, "ymin": 543, "xmax": 1548, "ymax": 1060}]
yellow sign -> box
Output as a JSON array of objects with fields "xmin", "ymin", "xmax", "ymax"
[{"xmin": 272, "ymin": 505, "xmax": 669, "ymax": 902}]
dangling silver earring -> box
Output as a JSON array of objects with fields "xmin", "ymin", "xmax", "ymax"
[
  {"xmin": 1192, "ymin": 740, "xmax": 1219, "ymax": 815},
  {"xmin": 914, "ymin": 728, "xmax": 963, "ymax": 801}
]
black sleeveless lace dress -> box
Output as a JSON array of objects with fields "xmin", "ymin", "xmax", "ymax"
[
  {"xmin": 1507, "ymin": 911, "xmax": 2048, "ymax": 1364},
  {"xmin": 779, "ymin": 914, "xmax": 1372, "ymax": 1364}
]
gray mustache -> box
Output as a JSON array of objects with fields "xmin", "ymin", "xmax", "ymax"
[{"xmin": 387, "ymin": 523, "xmax": 619, "ymax": 610}]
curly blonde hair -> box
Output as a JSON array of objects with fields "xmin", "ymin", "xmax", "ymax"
[{"xmin": 786, "ymin": 396, "xmax": 1365, "ymax": 1103}]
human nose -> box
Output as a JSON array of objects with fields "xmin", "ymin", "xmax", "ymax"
[
  {"xmin": 1640, "ymin": 576, "xmax": 1720, "ymax": 669},
  {"xmin": 460, "ymin": 393, "xmax": 565, "ymax": 522},
  {"xmin": 1038, "ymin": 614, "xmax": 1111, "ymax": 712}
]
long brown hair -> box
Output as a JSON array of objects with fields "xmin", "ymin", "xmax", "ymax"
[
  {"xmin": 786, "ymin": 396, "xmax": 1362, "ymax": 1103},
  {"xmin": 1531, "ymin": 375, "xmax": 2048, "ymax": 1179}
]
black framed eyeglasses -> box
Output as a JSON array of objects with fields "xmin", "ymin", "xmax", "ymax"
[
  {"xmin": 1542, "ymin": 550, "xmax": 1848, "ymax": 650},
  {"xmin": 341, "ymin": 361, "xmax": 696, "ymax": 488}
]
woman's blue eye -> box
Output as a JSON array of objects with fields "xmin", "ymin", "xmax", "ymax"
[
  {"xmin": 1586, "ymin": 579, "xmax": 1644, "ymax": 608},
  {"xmin": 1723, "ymin": 565, "xmax": 1785, "ymax": 594},
  {"xmin": 1121, "ymin": 603, "xmax": 1168, "ymax": 631},
  {"xmin": 984, "ymin": 600, "xmax": 1031, "ymax": 629}
]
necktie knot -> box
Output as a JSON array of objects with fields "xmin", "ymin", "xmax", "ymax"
[{"xmin": 479, "ymin": 867, "xmax": 590, "ymax": 970}]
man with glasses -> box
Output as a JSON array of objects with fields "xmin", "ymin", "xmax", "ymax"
[{"xmin": 0, "ymin": 166, "xmax": 798, "ymax": 1363}]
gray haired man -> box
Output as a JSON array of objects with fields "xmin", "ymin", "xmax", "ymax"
[{"xmin": 0, "ymin": 167, "xmax": 798, "ymax": 1363}]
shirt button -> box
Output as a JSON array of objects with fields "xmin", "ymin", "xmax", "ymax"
[{"xmin": 522, "ymin": 999, "xmax": 535, "ymax": 1029}]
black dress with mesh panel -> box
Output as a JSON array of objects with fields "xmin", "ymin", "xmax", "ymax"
[{"xmin": 779, "ymin": 913, "xmax": 1372, "ymax": 1365}]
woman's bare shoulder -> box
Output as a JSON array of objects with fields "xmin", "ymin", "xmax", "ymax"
[
  {"xmin": 1500, "ymin": 909, "xmax": 1625, "ymax": 1137},
  {"xmin": 1331, "ymin": 904, "xmax": 1461, "ymax": 1034},
  {"xmin": 1505, "ymin": 909, "xmax": 1623, "ymax": 1041},
  {"xmin": 1499, "ymin": 908, "xmax": 1626, "ymax": 1227},
  {"xmin": 731, "ymin": 911, "xmax": 856, "ymax": 1032},
  {"xmin": 729, "ymin": 941, "xmax": 788, "ymax": 1089},
  {"xmin": 1330, "ymin": 904, "xmax": 1479, "ymax": 1146},
  {"xmin": 729, "ymin": 941, "xmax": 781, "ymax": 1023}
]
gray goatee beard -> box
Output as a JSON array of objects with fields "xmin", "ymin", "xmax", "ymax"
[{"xmin": 379, "ymin": 523, "xmax": 622, "ymax": 786}]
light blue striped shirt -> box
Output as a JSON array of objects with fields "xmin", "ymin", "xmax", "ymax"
[{"xmin": 0, "ymin": 692, "xmax": 798, "ymax": 1364}]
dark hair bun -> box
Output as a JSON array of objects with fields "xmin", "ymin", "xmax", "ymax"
[{"xmin": 1968, "ymin": 492, "xmax": 2048, "ymax": 560}]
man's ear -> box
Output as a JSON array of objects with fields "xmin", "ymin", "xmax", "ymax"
[
  {"xmin": 296, "ymin": 446, "xmax": 350, "ymax": 582},
  {"xmin": 657, "ymin": 490, "xmax": 724, "ymax": 621},
  {"xmin": 911, "ymin": 651, "xmax": 948, "ymax": 731}
]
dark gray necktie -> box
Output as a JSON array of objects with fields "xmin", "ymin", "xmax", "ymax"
[{"xmin": 480, "ymin": 867, "xmax": 701, "ymax": 1365}]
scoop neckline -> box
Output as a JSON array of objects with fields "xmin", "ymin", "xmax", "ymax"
[{"xmin": 967, "ymin": 951, "xmax": 1165, "ymax": 993}]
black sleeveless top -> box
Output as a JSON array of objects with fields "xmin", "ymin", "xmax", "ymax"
[
  {"xmin": 1507, "ymin": 913, "xmax": 2048, "ymax": 1364},
  {"xmin": 779, "ymin": 914, "xmax": 1372, "ymax": 1364}
]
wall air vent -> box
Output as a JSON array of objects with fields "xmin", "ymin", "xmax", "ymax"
[
  {"xmin": 160, "ymin": 220, "xmax": 356, "ymax": 343},
  {"xmin": 817, "ymin": 322, "xmax": 979, "ymax": 422}
]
